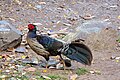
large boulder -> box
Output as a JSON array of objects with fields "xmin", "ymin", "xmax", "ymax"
[
  {"xmin": 62, "ymin": 20, "xmax": 117, "ymax": 42},
  {"xmin": 0, "ymin": 20, "xmax": 22, "ymax": 51}
]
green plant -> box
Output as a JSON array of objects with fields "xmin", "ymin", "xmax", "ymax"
[
  {"xmin": 48, "ymin": 74, "xmax": 61, "ymax": 79},
  {"xmin": 76, "ymin": 68, "xmax": 89, "ymax": 75},
  {"xmin": 15, "ymin": 75, "xmax": 29, "ymax": 80},
  {"xmin": 117, "ymin": 39, "xmax": 120, "ymax": 43}
]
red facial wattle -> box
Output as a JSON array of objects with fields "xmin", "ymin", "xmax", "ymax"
[{"xmin": 28, "ymin": 24, "xmax": 35, "ymax": 30}]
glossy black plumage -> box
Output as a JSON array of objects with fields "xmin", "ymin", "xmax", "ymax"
[{"xmin": 27, "ymin": 24, "xmax": 93, "ymax": 66}]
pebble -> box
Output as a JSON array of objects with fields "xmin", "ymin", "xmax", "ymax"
[
  {"xmin": 90, "ymin": 70, "xmax": 95, "ymax": 74},
  {"xmin": 0, "ymin": 75, "xmax": 7, "ymax": 78},
  {"xmin": 56, "ymin": 63, "xmax": 63, "ymax": 69},
  {"xmin": 25, "ymin": 45, "xmax": 31, "ymax": 49},
  {"xmin": 49, "ymin": 66, "xmax": 56, "ymax": 69},
  {"xmin": 33, "ymin": 23, "xmax": 42, "ymax": 25},
  {"xmin": 15, "ymin": 46, "xmax": 26, "ymax": 53},
  {"xmin": 39, "ymin": 2, "xmax": 46, "ymax": 5},
  {"xmin": 80, "ymin": 14, "xmax": 95, "ymax": 20},
  {"xmin": 115, "ymin": 57, "xmax": 120, "ymax": 60},
  {"xmin": 63, "ymin": 23, "xmax": 72, "ymax": 26},
  {"xmin": 9, "ymin": 66, "xmax": 15, "ymax": 69},
  {"xmin": 117, "ymin": 27, "xmax": 120, "ymax": 30},
  {"xmin": 5, "ymin": 70, "xmax": 10, "ymax": 73},
  {"xmin": 42, "ymin": 75, "xmax": 51, "ymax": 80},
  {"xmin": 31, "ymin": 58, "xmax": 39, "ymax": 64},
  {"xmin": 36, "ymin": 5, "xmax": 42, "ymax": 9},
  {"xmin": 90, "ymin": 70, "xmax": 101, "ymax": 75}
]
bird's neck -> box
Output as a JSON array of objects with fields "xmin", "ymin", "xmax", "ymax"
[{"xmin": 27, "ymin": 31, "xmax": 37, "ymax": 38}]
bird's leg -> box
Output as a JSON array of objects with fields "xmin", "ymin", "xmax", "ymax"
[
  {"xmin": 59, "ymin": 55, "xmax": 66, "ymax": 70},
  {"xmin": 46, "ymin": 60, "xmax": 48, "ymax": 69},
  {"xmin": 45, "ymin": 57, "xmax": 49, "ymax": 69}
]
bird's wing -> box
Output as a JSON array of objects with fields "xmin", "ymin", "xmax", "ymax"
[
  {"xmin": 36, "ymin": 35, "xmax": 63, "ymax": 50},
  {"xmin": 27, "ymin": 37, "xmax": 50, "ymax": 57}
]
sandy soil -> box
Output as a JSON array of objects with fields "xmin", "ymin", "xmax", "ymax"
[{"xmin": 0, "ymin": 0, "xmax": 120, "ymax": 80}]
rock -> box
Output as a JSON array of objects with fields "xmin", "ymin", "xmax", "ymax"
[
  {"xmin": 40, "ymin": 58, "xmax": 59, "ymax": 68},
  {"xmin": 56, "ymin": 63, "xmax": 63, "ymax": 69},
  {"xmin": 63, "ymin": 20, "xmax": 117, "ymax": 42},
  {"xmin": 15, "ymin": 46, "xmax": 26, "ymax": 53},
  {"xmin": 36, "ymin": 5, "xmax": 42, "ymax": 9},
  {"xmin": 31, "ymin": 57, "xmax": 39, "ymax": 64},
  {"xmin": 0, "ymin": 20, "xmax": 22, "ymax": 51},
  {"xmin": 20, "ymin": 58, "xmax": 39, "ymax": 65}
]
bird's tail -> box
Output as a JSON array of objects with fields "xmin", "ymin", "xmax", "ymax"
[{"xmin": 60, "ymin": 42, "xmax": 93, "ymax": 65}]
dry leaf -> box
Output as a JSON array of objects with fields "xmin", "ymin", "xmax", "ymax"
[
  {"xmin": 21, "ymin": 55, "xmax": 27, "ymax": 59},
  {"xmin": 14, "ymin": 0, "xmax": 22, "ymax": 5},
  {"xmin": 0, "ymin": 70, "xmax": 2, "ymax": 73},
  {"xmin": 42, "ymin": 69, "xmax": 47, "ymax": 73},
  {"xmin": 118, "ymin": 15, "xmax": 120, "ymax": 19},
  {"xmin": 116, "ymin": 60, "xmax": 119, "ymax": 62},
  {"xmin": 80, "ymin": 14, "xmax": 95, "ymax": 20},
  {"xmin": 39, "ymin": 2, "xmax": 46, "ymax": 5},
  {"xmin": 0, "ymin": 55, "xmax": 2, "ymax": 59},
  {"xmin": 24, "ymin": 67, "xmax": 36, "ymax": 72},
  {"xmin": 70, "ymin": 74, "xmax": 78, "ymax": 80}
]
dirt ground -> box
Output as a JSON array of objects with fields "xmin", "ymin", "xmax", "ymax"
[{"xmin": 0, "ymin": 0, "xmax": 120, "ymax": 80}]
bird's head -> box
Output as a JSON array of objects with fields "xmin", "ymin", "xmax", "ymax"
[{"xmin": 28, "ymin": 24, "xmax": 37, "ymax": 32}]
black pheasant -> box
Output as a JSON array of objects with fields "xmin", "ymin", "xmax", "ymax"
[{"xmin": 26, "ymin": 24, "xmax": 93, "ymax": 68}]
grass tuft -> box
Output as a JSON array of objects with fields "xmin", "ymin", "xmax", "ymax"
[{"xmin": 76, "ymin": 68, "xmax": 89, "ymax": 75}]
